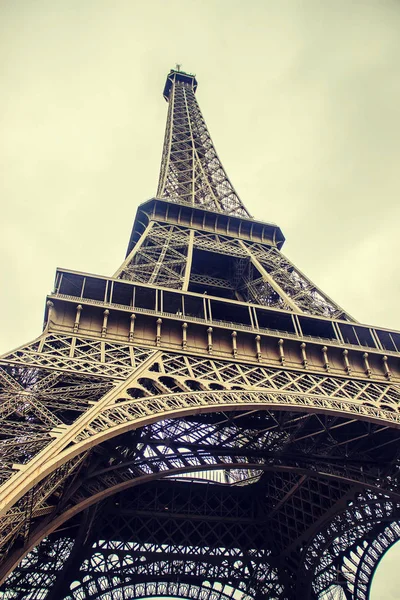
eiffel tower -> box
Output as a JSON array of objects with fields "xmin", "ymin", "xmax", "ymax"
[{"xmin": 1, "ymin": 68, "xmax": 400, "ymax": 600}]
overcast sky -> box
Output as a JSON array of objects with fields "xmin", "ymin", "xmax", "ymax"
[{"xmin": 1, "ymin": 1, "xmax": 400, "ymax": 596}]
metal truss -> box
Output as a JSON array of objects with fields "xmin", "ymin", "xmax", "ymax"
[
  {"xmin": 304, "ymin": 495, "xmax": 400, "ymax": 599},
  {"xmin": 0, "ymin": 335, "xmax": 157, "ymax": 560},
  {"xmin": 157, "ymin": 70, "xmax": 250, "ymax": 218},
  {"xmin": 0, "ymin": 68, "xmax": 399, "ymax": 599},
  {"xmin": 1, "ymin": 333, "xmax": 156, "ymax": 379},
  {"xmin": 1, "ymin": 535, "xmax": 75, "ymax": 599},
  {"xmin": 119, "ymin": 221, "xmax": 351, "ymax": 319},
  {"xmin": 351, "ymin": 521, "xmax": 400, "ymax": 599},
  {"xmin": 1, "ymin": 482, "xmax": 287, "ymax": 599},
  {"xmin": 119, "ymin": 222, "xmax": 192, "ymax": 288},
  {"xmin": 2, "ymin": 478, "xmax": 400, "ymax": 600},
  {"xmin": 1, "ymin": 340, "xmax": 400, "ymax": 585},
  {"xmin": 243, "ymin": 242, "xmax": 348, "ymax": 319}
]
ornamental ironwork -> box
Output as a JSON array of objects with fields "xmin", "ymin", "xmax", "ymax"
[{"xmin": 0, "ymin": 68, "xmax": 399, "ymax": 600}]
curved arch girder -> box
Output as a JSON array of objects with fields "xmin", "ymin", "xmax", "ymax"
[{"xmin": 2, "ymin": 386, "xmax": 400, "ymax": 517}]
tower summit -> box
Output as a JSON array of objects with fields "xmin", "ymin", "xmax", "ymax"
[
  {"xmin": 162, "ymin": 67, "xmax": 198, "ymax": 100},
  {"xmin": 1, "ymin": 69, "xmax": 400, "ymax": 600}
]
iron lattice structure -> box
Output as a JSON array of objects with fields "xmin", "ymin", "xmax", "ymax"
[{"xmin": 0, "ymin": 69, "xmax": 400, "ymax": 600}]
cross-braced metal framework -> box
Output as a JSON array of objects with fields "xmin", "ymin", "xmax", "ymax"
[
  {"xmin": 0, "ymin": 68, "xmax": 399, "ymax": 599},
  {"xmin": 117, "ymin": 221, "xmax": 350, "ymax": 319},
  {"xmin": 157, "ymin": 70, "xmax": 249, "ymax": 217}
]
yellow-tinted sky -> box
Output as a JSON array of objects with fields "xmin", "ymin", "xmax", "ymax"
[{"xmin": 1, "ymin": 1, "xmax": 400, "ymax": 595}]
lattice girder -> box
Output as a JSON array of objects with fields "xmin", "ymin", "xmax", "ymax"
[
  {"xmin": 2, "ymin": 480, "xmax": 400, "ymax": 600},
  {"xmin": 1, "ymin": 342, "xmax": 400, "ymax": 583},
  {"xmin": 301, "ymin": 495, "xmax": 400, "ymax": 599},
  {"xmin": 157, "ymin": 70, "xmax": 250, "ymax": 218},
  {"xmin": 351, "ymin": 521, "xmax": 400, "ymax": 599},
  {"xmin": 116, "ymin": 215, "xmax": 351, "ymax": 319}
]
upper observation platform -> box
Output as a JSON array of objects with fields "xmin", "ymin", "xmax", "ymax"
[{"xmin": 163, "ymin": 68, "xmax": 198, "ymax": 101}]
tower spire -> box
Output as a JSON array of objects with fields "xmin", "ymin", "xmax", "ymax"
[{"xmin": 157, "ymin": 68, "xmax": 251, "ymax": 218}]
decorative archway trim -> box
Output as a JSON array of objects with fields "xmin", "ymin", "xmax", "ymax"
[{"xmin": 1, "ymin": 386, "xmax": 399, "ymax": 520}]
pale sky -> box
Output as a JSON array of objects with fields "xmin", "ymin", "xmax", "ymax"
[{"xmin": 1, "ymin": 1, "xmax": 400, "ymax": 597}]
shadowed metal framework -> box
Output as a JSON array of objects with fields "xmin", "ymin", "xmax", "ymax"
[{"xmin": 0, "ymin": 68, "xmax": 400, "ymax": 600}]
